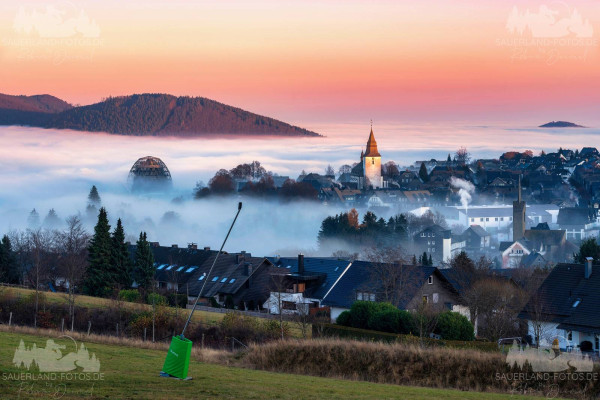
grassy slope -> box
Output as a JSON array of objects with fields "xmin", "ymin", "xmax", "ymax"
[
  {"xmin": 2, "ymin": 287, "xmax": 307, "ymax": 337},
  {"xmin": 0, "ymin": 330, "xmax": 544, "ymax": 400}
]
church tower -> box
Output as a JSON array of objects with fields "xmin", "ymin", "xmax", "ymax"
[
  {"xmin": 362, "ymin": 125, "xmax": 382, "ymax": 189},
  {"xmin": 513, "ymin": 177, "xmax": 526, "ymax": 241}
]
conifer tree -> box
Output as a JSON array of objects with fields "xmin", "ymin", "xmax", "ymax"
[
  {"xmin": 134, "ymin": 232, "xmax": 155, "ymax": 292},
  {"xmin": 111, "ymin": 218, "xmax": 132, "ymax": 289},
  {"xmin": 84, "ymin": 207, "xmax": 112, "ymax": 296},
  {"xmin": 0, "ymin": 235, "xmax": 19, "ymax": 284},
  {"xmin": 422, "ymin": 251, "xmax": 429, "ymax": 266},
  {"xmin": 88, "ymin": 185, "xmax": 101, "ymax": 206},
  {"xmin": 418, "ymin": 162, "xmax": 429, "ymax": 182}
]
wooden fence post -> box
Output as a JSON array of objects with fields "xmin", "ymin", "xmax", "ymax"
[
  {"xmin": 61, "ymin": 318, "xmax": 64, "ymax": 332},
  {"xmin": 9, "ymin": 312, "xmax": 12, "ymax": 327},
  {"xmin": 87, "ymin": 321, "xmax": 91, "ymax": 336},
  {"xmin": 144, "ymin": 327, "xmax": 147, "ymax": 341}
]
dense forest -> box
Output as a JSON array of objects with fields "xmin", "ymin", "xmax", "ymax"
[{"xmin": 0, "ymin": 93, "xmax": 321, "ymax": 137}]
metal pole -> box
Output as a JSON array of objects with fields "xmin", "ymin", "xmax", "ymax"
[{"xmin": 180, "ymin": 202, "xmax": 242, "ymax": 337}]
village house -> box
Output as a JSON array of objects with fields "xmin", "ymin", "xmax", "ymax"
[{"xmin": 519, "ymin": 259, "xmax": 600, "ymax": 353}]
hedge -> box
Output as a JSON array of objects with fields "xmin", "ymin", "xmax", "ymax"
[{"xmin": 314, "ymin": 323, "xmax": 498, "ymax": 352}]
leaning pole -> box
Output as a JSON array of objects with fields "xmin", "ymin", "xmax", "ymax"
[{"xmin": 160, "ymin": 202, "xmax": 243, "ymax": 379}]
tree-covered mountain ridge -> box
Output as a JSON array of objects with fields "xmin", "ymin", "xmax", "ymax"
[{"xmin": 0, "ymin": 93, "xmax": 321, "ymax": 137}]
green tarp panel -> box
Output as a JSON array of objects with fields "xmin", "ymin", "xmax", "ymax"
[{"xmin": 162, "ymin": 336, "xmax": 192, "ymax": 379}]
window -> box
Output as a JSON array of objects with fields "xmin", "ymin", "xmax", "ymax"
[
  {"xmin": 595, "ymin": 335, "xmax": 599, "ymax": 350},
  {"xmin": 444, "ymin": 302, "xmax": 452, "ymax": 310},
  {"xmin": 485, "ymin": 218, "xmax": 489, "ymax": 221},
  {"xmin": 432, "ymin": 248, "xmax": 435, "ymax": 253},
  {"xmin": 572, "ymin": 298, "xmax": 581, "ymax": 308},
  {"xmin": 431, "ymin": 241, "xmax": 435, "ymax": 245},
  {"xmin": 470, "ymin": 218, "xmax": 474, "ymax": 222},
  {"xmin": 567, "ymin": 331, "xmax": 573, "ymax": 341},
  {"xmin": 357, "ymin": 292, "xmax": 375, "ymax": 302},
  {"xmin": 198, "ymin": 275, "xmax": 205, "ymax": 281},
  {"xmin": 220, "ymin": 277, "xmax": 228, "ymax": 283},
  {"xmin": 211, "ymin": 276, "xmax": 219, "ymax": 282},
  {"xmin": 185, "ymin": 267, "xmax": 197, "ymax": 273},
  {"xmin": 421, "ymin": 233, "xmax": 425, "ymax": 237},
  {"xmin": 428, "ymin": 276, "xmax": 433, "ymax": 284},
  {"xmin": 176, "ymin": 266, "xmax": 185, "ymax": 272},
  {"xmin": 166, "ymin": 265, "xmax": 175, "ymax": 271},
  {"xmin": 500, "ymin": 217, "xmax": 504, "ymax": 221},
  {"xmin": 229, "ymin": 278, "xmax": 236, "ymax": 284},
  {"xmin": 480, "ymin": 218, "xmax": 484, "ymax": 222},
  {"xmin": 433, "ymin": 293, "xmax": 439, "ymax": 303},
  {"xmin": 157, "ymin": 264, "xmax": 167, "ymax": 270},
  {"xmin": 422, "ymin": 295, "xmax": 428, "ymax": 304},
  {"xmin": 495, "ymin": 217, "xmax": 498, "ymax": 221}
]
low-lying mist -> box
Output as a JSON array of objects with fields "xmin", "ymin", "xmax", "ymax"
[{"xmin": 2, "ymin": 124, "xmax": 599, "ymax": 256}]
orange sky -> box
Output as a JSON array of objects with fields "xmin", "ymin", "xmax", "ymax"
[{"xmin": 1, "ymin": 0, "xmax": 599, "ymax": 124}]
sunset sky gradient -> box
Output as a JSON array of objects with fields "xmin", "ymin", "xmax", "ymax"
[{"xmin": 1, "ymin": 0, "xmax": 599, "ymax": 125}]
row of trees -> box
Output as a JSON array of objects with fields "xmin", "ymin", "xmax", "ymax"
[
  {"xmin": 318, "ymin": 209, "xmax": 447, "ymax": 250},
  {"xmin": 84, "ymin": 208, "xmax": 155, "ymax": 297}
]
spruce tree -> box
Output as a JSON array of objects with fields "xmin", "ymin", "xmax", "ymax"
[
  {"xmin": 422, "ymin": 251, "xmax": 429, "ymax": 266},
  {"xmin": 134, "ymin": 232, "xmax": 155, "ymax": 292},
  {"xmin": 84, "ymin": 207, "xmax": 112, "ymax": 296},
  {"xmin": 111, "ymin": 219, "xmax": 132, "ymax": 289},
  {"xmin": 428, "ymin": 254, "xmax": 433, "ymax": 266},
  {"xmin": 0, "ymin": 235, "xmax": 19, "ymax": 284},
  {"xmin": 418, "ymin": 163, "xmax": 429, "ymax": 182},
  {"xmin": 88, "ymin": 185, "xmax": 101, "ymax": 206}
]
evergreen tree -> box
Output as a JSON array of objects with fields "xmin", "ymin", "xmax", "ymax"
[
  {"xmin": 411, "ymin": 254, "xmax": 417, "ymax": 265},
  {"xmin": 0, "ymin": 235, "xmax": 19, "ymax": 284},
  {"xmin": 418, "ymin": 163, "xmax": 429, "ymax": 182},
  {"xmin": 111, "ymin": 218, "xmax": 132, "ymax": 289},
  {"xmin": 422, "ymin": 251, "xmax": 429, "ymax": 266},
  {"xmin": 84, "ymin": 207, "xmax": 112, "ymax": 296},
  {"xmin": 447, "ymin": 154, "xmax": 452, "ymax": 163},
  {"xmin": 574, "ymin": 238, "xmax": 600, "ymax": 264},
  {"xmin": 43, "ymin": 208, "xmax": 61, "ymax": 228},
  {"xmin": 27, "ymin": 208, "xmax": 40, "ymax": 228},
  {"xmin": 134, "ymin": 232, "xmax": 155, "ymax": 292},
  {"xmin": 428, "ymin": 254, "xmax": 433, "ymax": 266},
  {"xmin": 88, "ymin": 185, "xmax": 101, "ymax": 206}
]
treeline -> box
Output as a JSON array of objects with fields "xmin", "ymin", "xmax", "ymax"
[
  {"xmin": 318, "ymin": 208, "xmax": 446, "ymax": 249},
  {"xmin": 13, "ymin": 93, "xmax": 321, "ymax": 137},
  {"xmin": 194, "ymin": 161, "xmax": 318, "ymax": 200}
]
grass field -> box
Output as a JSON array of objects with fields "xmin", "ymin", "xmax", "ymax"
[{"xmin": 0, "ymin": 328, "xmax": 547, "ymax": 400}]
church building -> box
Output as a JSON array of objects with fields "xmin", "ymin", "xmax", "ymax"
[{"xmin": 351, "ymin": 125, "xmax": 384, "ymax": 189}]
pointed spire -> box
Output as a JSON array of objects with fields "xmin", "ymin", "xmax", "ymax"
[
  {"xmin": 364, "ymin": 122, "xmax": 381, "ymax": 157},
  {"xmin": 518, "ymin": 175, "xmax": 522, "ymax": 202}
]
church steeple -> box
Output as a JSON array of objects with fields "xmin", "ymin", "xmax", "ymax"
[{"xmin": 364, "ymin": 126, "xmax": 381, "ymax": 157}]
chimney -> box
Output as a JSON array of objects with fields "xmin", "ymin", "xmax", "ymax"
[
  {"xmin": 244, "ymin": 263, "xmax": 253, "ymax": 276},
  {"xmin": 171, "ymin": 244, "xmax": 178, "ymax": 249},
  {"xmin": 236, "ymin": 252, "xmax": 246, "ymax": 264},
  {"xmin": 298, "ymin": 254, "xmax": 305, "ymax": 275},
  {"xmin": 585, "ymin": 257, "xmax": 593, "ymax": 279},
  {"xmin": 187, "ymin": 243, "xmax": 197, "ymax": 250},
  {"xmin": 203, "ymin": 246, "xmax": 210, "ymax": 251}
]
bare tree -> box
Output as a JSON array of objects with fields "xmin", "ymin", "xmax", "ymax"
[
  {"xmin": 56, "ymin": 216, "xmax": 89, "ymax": 331},
  {"xmin": 455, "ymin": 147, "xmax": 471, "ymax": 166},
  {"xmin": 269, "ymin": 273, "xmax": 289, "ymax": 340},
  {"xmin": 363, "ymin": 246, "xmax": 411, "ymax": 307},
  {"xmin": 413, "ymin": 300, "xmax": 440, "ymax": 346},
  {"xmin": 26, "ymin": 229, "xmax": 54, "ymax": 328}
]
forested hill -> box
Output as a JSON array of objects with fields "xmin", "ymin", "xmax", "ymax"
[
  {"xmin": 0, "ymin": 93, "xmax": 321, "ymax": 137},
  {"xmin": 0, "ymin": 94, "xmax": 73, "ymax": 126}
]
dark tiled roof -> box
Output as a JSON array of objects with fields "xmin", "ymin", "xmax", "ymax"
[
  {"xmin": 466, "ymin": 225, "xmax": 490, "ymax": 238},
  {"xmin": 321, "ymin": 262, "xmax": 437, "ymax": 309},
  {"xmin": 267, "ymin": 257, "xmax": 351, "ymax": 299},
  {"xmin": 523, "ymin": 229, "xmax": 565, "ymax": 247},
  {"xmin": 557, "ymin": 208, "xmax": 596, "ymax": 226},
  {"xmin": 519, "ymin": 263, "xmax": 600, "ymax": 332},
  {"xmin": 520, "ymin": 252, "xmax": 546, "ymax": 268}
]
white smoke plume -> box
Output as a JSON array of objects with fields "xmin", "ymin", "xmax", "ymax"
[{"xmin": 450, "ymin": 176, "xmax": 475, "ymax": 211}]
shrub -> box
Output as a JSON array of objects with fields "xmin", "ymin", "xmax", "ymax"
[
  {"xmin": 336, "ymin": 311, "xmax": 352, "ymax": 326},
  {"xmin": 435, "ymin": 311, "xmax": 474, "ymax": 341},
  {"xmin": 367, "ymin": 309, "xmax": 414, "ymax": 334},
  {"xmin": 119, "ymin": 289, "xmax": 141, "ymax": 303},
  {"xmin": 225, "ymin": 295, "xmax": 235, "ymax": 309},
  {"xmin": 167, "ymin": 293, "xmax": 187, "ymax": 308},
  {"xmin": 348, "ymin": 301, "xmax": 397, "ymax": 329},
  {"xmin": 146, "ymin": 293, "xmax": 167, "ymax": 306}
]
